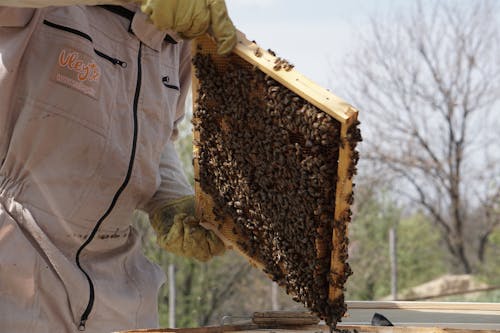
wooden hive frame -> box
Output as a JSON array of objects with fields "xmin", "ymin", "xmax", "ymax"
[{"xmin": 192, "ymin": 31, "xmax": 359, "ymax": 324}]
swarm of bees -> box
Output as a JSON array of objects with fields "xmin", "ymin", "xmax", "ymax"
[{"xmin": 192, "ymin": 41, "xmax": 361, "ymax": 329}]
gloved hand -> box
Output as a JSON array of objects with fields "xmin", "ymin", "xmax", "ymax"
[
  {"xmin": 139, "ymin": 0, "xmax": 237, "ymax": 55},
  {"xmin": 150, "ymin": 195, "xmax": 226, "ymax": 262}
]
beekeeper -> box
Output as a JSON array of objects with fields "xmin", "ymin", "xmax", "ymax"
[{"xmin": 0, "ymin": 1, "xmax": 235, "ymax": 332}]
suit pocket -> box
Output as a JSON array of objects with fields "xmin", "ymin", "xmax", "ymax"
[{"xmin": 16, "ymin": 17, "xmax": 125, "ymax": 136}]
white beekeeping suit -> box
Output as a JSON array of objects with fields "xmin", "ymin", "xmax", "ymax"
[{"xmin": 0, "ymin": 1, "xmax": 234, "ymax": 332}]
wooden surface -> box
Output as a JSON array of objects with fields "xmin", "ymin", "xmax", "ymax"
[
  {"xmin": 347, "ymin": 301, "xmax": 500, "ymax": 312},
  {"xmin": 329, "ymin": 116, "xmax": 358, "ymax": 302},
  {"xmin": 118, "ymin": 302, "xmax": 500, "ymax": 332},
  {"xmin": 119, "ymin": 324, "xmax": 500, "ymax": 333},
  {"xmin": 342, "ymin": 301, "xmax": 500, "ymax": 330},
  {"xmin": 252, "ymin": 311, "xmax": 320, "ymax": 326},
  {"xmin": 343, "ymin": 324, "xmax": 500, "ymax": 331}
]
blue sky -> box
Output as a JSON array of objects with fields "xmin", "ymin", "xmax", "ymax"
[{"xmin": 225, "ymin": 0, "xmax": 412, "ymax": 91}]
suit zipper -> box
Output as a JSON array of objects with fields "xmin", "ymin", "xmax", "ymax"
[
  {"xmin": 76, "ymin": 42, "xmax": 143, "ymax": 331},
  {"xmin": 43, "ymin": 20, "xmax": 127, "ymax": 67}
]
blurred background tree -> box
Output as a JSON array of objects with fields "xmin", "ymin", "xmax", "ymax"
[
  {"xmin": 340, "ymin": 0, "xmax": 500, "ymax": 274},
  {"xmin": 345, "ymin": 182, "xmax": 448, "ymax": 300}
]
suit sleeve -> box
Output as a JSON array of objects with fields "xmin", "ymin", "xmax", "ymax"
[{"xmin": 143, "ymin": 40, "xmax": 194, "ymax": 215}]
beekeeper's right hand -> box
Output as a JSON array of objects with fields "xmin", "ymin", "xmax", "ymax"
[{"xmin": 139, "ymin": 0, "xmax": 237, "ymax": 55}]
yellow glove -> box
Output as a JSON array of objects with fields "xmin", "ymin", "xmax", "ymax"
[
  {"xmin": 150, "ymin": 196, "xmax": 226, "ymax": 262},
  {"xmin": 140, "ymin": 0, "xmax": 237, "ymax": 55}
]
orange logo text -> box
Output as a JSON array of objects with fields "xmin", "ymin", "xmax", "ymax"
[{"xmin": 58, "ymin": 49, "xmax": 101, "ymax": 82}]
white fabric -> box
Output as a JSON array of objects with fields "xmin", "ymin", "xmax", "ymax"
[{"xmin": 0, "ymin": 4, "xmax": 193, "ymax": 332}]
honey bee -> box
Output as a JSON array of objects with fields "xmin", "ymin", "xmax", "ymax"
[{"xmin": 284, "ymin": 63, "xmax": 295, "ymax": 71}]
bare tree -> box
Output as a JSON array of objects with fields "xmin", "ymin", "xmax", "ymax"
[{"xmin": 341, "ymin": 0, "xmax": 500, "ymax": 273}]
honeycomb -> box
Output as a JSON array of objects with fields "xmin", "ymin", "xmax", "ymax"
[{"xmin": 192, "ymin": 33, "xmax": 361, "ymax": 328}]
